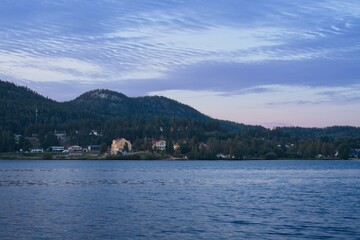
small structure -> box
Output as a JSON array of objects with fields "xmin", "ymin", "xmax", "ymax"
[
  {"xmin": 216, "ymin": 153, "xmax": 231, "ymax": 159},
  {"xmin": 111, "ymin": 138, "xmax": 132, "ymax": 155},
  {"xmin": 50, "ymin": 146, "xmax": 65, "ymax": 152},
  {"xmin": 14, "ymin": 134, "xmax": 22, "ymax": 142},
  {"xmin": 31, "ymin": 148, "xmax": 44, "ymax": 153},
  {"xmin": 173, "ymin": 143, "xmax": 181, "ymax": 151},
  {"xmin": 54, "ymin": 130, "xmax": 67, "ymax": 141},
  {"xmin": 68, "ymin": 145, "xmax": 83, "ymax": 156},
  {"xmin": 68, "ymin": 145, "xmax": 83, "ymax": 152},
  {"xmin": 153, "ymin": 140, "xmax": 166, "ymax": 151},
  {"xmin": 88, "ymin": 145, "xmax": 100, "ymax": 152},
  {"xmin": 351, "ymin": 149, "xmax": 360, "ymax": 158},
  {"xmin": 89, "ymin": 130, "xmax": 102, "ymax": 136}
]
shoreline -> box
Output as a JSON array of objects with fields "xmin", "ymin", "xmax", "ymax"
[{"xmin": 0, "ymin": 153, "xmax": 357, "ymax": 161}]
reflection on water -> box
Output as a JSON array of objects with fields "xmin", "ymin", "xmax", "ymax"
[{"xmin": 1, "ymin": 160, "xmax": 360, "ymax": 239}]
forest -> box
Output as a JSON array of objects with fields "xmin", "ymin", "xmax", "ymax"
[{"xmin": 1, "ymin": 80, "xmax": 359, "ymax": 160}]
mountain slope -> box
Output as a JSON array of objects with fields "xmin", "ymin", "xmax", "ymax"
[
  {"xmin": 0, "ymin": 80, "xmax": 236, "ymax": 133},
  {"xmin": 0, "ymin": 81, "xmax": 93, "ymax": 131},
  {"xmin": 67, "ymin": 89, "xmax": 131, "ymax": 116},
  {"xmin": 68, "ymin": 89, "xmax": 210, "ymax": 120},
  {"xmin": 0, "ymin": 80, "xmax": 359, "ymax": 159},
  {"xmin": 2, "ymin": 80, "xmax": 359, "ymax": 139}
]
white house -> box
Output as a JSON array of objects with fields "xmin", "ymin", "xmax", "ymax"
[
  {"xmin": 31, "ymin": 148, "xmax": 44, "ymax": 153},
  {"xmin": 68, "ymin": 145, "xmax": 83, "ymax": 152},
  {"xmin": 153, "ymin": 140, "xmax": 166, "ymax": 151},
  {"xmin": 50, "ymin": 146, "xmax": 65, "ymax": 152}
]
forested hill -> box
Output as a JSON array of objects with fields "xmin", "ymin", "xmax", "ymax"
[
  {"xmin": 0, "ymin": 80, "xmax": 210, "ymax": 126},
  {"xmin": 0, "ymin": 80, "xmax": 94, "ymax": 131},
  {"xmin": 1, "ymin": 79, "xmax": 359, "ymax": 137},
  {"xmin": 68, "ymin": 89, "xmax": 209, "ymax": 120},
  {"xmin": 0, "ymin": 80, "xmax": 359, "ymax": 159},
  {"xmin": 0, "ymin": 80, "xmax": 246, "ymax": 133}
]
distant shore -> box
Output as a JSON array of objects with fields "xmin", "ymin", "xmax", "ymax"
[{"xmin": 0, "ymin": 152, "xmax": 356, "ymax": 161}]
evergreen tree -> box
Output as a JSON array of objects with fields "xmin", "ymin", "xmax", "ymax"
[{"xmin": 338, "ymin": 144, "xmax": 351, "ymax": 160}]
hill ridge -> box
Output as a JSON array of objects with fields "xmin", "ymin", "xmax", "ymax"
[{"xmin": 0, "ymin": 79, "xmax": 359, "ymax": 159}]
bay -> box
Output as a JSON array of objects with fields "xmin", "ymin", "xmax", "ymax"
[{"xmin": 1, "ymin": 160, "xmax": 360, "ymax": 239}]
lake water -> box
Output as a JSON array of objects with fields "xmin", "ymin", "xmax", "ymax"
[{"xmin": 1, "ymin": 160, "xmax": 360, "ymax": 239}]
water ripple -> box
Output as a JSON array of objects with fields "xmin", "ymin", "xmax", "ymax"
[{"xmin": 1, "ymin": 160, "xmax": 360, "ymax": 239}]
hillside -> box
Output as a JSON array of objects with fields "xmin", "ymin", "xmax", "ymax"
[
  {"xmin": 0, "ymin": 81, "xmax": 94, "ymax": 132},
  {"xmin": 0, "ymin": 80, "xmax": 359, "ymax": 159},
  {"xmin": 0, "ymin": 80, "xmax": 225, "ymax": 131},
  {"xmin": 0, "ymin": 80, "xmax": 246, "ymax": 140},
  {"xmin": 68, "ymin": 89, "xmax": 209, "ymax": 120}
]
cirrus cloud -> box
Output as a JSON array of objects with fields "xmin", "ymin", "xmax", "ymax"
[{"xmin": 0, "ymin": 0, "xmax": 360, "ymax": 127}]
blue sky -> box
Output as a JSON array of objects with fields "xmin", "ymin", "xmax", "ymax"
[{"xmin": 1, "ymin": 0, "xmax": 360, "ymax": 127}]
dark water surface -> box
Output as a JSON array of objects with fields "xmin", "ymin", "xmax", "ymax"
[{"xmin": 1, "ymin": 160, "xmax": 360, "ymax": 239}]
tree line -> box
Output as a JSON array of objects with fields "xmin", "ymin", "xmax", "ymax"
[{"xmin": 1, "ymin": 117, "xmax": 358, "ymax": 160}]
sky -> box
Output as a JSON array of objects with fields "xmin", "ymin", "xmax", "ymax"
[{"xmin": 0, "ymin": 0, "xmax": 360, "ymax": 128}]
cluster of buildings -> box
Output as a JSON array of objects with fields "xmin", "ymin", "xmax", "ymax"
[
  {"xmin": 21, "ymin": 130, "xmax": 360, "ymax": 159},
  {"xmin": 30, "ymin": 145, "xmax": 101, "ymax": 155},
  {"xmin": 27, "ymin": 137, "xmax": 172, "ymax": 156},
  {"xmin": 110, "ymin": 138, "xmax": 169, "ymax": 155}
]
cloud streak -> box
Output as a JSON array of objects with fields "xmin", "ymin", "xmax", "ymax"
[
  {"xmin": 0, "ymin": 0, "xmax": 360, "ymax": 127},
  {"xmin": 0, "ymin": 0, "xmax": 359, "ymax": 85}
]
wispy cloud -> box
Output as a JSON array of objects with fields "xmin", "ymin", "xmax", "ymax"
[
  {"xmin": 0, "ymin": 0, "xmax": 359, "ymax": 85},
  {"xmin": 0, "ymin": 51, "xmax": 106, "ymax": 82},
  {"xmin": 0, "ymin": 0, "xmax": 360, "ymax": 127}
]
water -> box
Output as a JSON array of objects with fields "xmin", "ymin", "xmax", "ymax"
[{"xmin": 1, "ymin": 160, "xmax": 360, "ymax": 239}]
